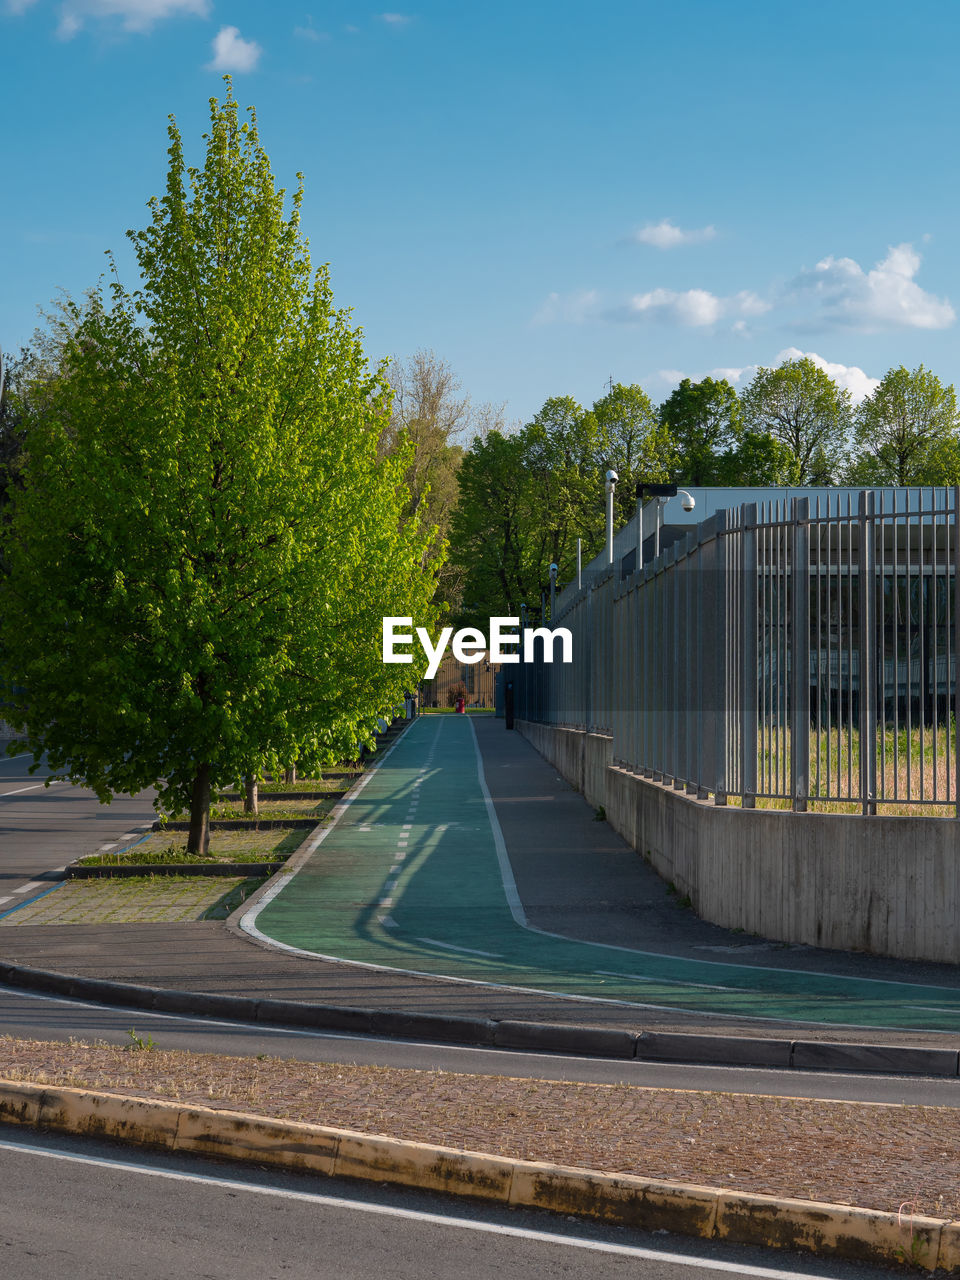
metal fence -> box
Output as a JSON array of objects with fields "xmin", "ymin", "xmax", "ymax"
[{"xmin": 516, "ymin": 487, "xmax": 960, "ymax": 814}]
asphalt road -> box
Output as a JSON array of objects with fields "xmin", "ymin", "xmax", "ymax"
[
  {"xmin": 3, "ymin": 983, "xmax": 959, "ymax": 1106},
  {"xmin": 0, "ymin": 1126, "xmax": 903, "ymax": 1280},
  {"xmin": 0, "ymin": 750, "xmax": 157, "ymax": 902}
]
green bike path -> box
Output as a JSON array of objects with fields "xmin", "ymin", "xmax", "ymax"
[{"xmin": 247, "ymin": 715, "xmax": 960, "ymax": 1032}]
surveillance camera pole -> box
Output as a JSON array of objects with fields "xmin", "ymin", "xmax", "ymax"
[
  {"xmin": 549, "ymin": 562, "xmax": 558, "ymax": 619},
  {"xmin": 605, "ymin": 470, "xmax": 618, "ymax": 567},
  {"xmin": 634, "ymin": 482, "xmax": 694, "ymax": 564}
]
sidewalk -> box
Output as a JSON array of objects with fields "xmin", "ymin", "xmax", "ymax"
[{"xmin": 1, "ymin": 715, "xmax": 959, "ymax": 1052}]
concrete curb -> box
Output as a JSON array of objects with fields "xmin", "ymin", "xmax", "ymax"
[
  {"xmin": 66, "ymin": 862, "xmax": 284, "ymax": 879},
  {"xmin": 0, "ymin": 1080, "xmax": 953, "ymax": 1272},
  {"xmin": 0, "ymin": 955, "xmax": 957, "ymax": 1077}
]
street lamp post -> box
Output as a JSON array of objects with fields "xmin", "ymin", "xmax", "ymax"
[{"xmin": 605, "ymin": 469, "xmax": 618, "ymax": 566}]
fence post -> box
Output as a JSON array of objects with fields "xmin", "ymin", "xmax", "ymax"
[
  {"xmin": 858, "ymin": 490, "xmax": 877, "ymax": 815},
  {"xmin": 714, "ymin": 510, "xmax": 729, "ymax": 805},
  {"xmin": 741, "ymin": 503, "xmax": 759, "ymax": 807},
  {"xmin": 954, "ymin": 487, "xmax": 960, "ymax": 817},
  {"xmin": 791, "ymin": 498, "xmax": 810, "ymax": 812}
]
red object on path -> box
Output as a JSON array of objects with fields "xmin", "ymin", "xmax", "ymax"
[{"xmin": 455, "ymin": 696, "xmax": 465, "ymax": 714}]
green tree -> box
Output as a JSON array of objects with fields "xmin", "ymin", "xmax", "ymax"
[
  {"xmin": 589, "ymin": 382, "xmax": 675, "ymax": 521},
  {"xmin": 449, "ymin": 429, "xmax": 533, "ymax": 626},
  {"xmin": 716, "ymin": 430, "xmax": 801, "ymax": 486},
  {"xmin": 849, "ymin": 364, "xmax": 959, "ymax": 484},
  {"xmin": 450, "ymin": 395, "xmax": 611, "ymax": 625},
  {"xmin": 741, "ymin": 357, "xmax": 851, "ymax": 483},
  {"xmin": 0, "ymin": 86, "xmax": 440, "ymax": 853},
  {"xmin": 659, "ymin": 377, "xmax": 742, "ymax": 485}
]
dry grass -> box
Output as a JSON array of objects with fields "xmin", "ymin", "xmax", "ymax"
[{"xmin": 2, "ymin": 1036, "xmax": 959, "ymax": 1219}]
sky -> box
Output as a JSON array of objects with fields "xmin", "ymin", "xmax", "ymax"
[{"xmin": 3, "ymin": 0, "xmax": 960, "ymax": 426}]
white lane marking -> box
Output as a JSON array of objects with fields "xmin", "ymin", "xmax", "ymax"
[
  {"xmin": 594, "ymin": 970, "xmax": 735, "ymax": 994},
  {"xmin": 0, "ymin": 897, "xmax": 11, "ymax": 906},
  {"xmin": 0, "ymin": 1139, "xmax": 833, "ymax": 1278},
  {"xmin": 0, "ymin": 784, "xmax": 45, "ymax": 798},
  {"xmin": 0, "ymin": 984, "xmax": 366, "ymax": 1042},
  {"xmin": 0, "ymin": 753, "xmax": 31, "ymax": 763},
  {"xmin": 11, "ymin": 882, "xmax": 44, "ymax": 895},
  {"xmin": 97, "ymin": 844, "xmax": 117, "ymax": 852},
  {"xmin": 240, "ymin": 719, "xmax": 951, "ymax": 1032},
  {"xmin": 466, "ymin": 721, "xmax": 960, "ymax": 1016},
  {"xmin": 416, "ymin": 937, "xmax": 503, "ymax": 959}
]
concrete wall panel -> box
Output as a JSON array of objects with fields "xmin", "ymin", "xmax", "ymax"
[{"xmin": 518, "ymin": 720, "xmax": 960, "ymax": 965}]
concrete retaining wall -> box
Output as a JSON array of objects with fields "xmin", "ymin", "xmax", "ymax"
[{"xmin": 517, "ymin": 720, "xmax": 960, "ymax": 966}]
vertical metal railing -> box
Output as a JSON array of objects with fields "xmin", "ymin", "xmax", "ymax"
[{"xmin": 514, "ymin": 488, "xmax": 958, "ymax": 813}]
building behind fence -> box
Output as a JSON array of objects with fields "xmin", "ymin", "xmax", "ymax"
[
  {"xmin": 516, "ymin": 486, "xmax": 960, "ymax": 815},
  {"xmin": 420, "ymin": 651, "xmax": 501, "ymax": 708}
]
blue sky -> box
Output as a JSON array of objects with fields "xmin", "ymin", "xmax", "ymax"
[{"xmin": 3, "ymin": 0, "xmax": 960, "ymax": 425}]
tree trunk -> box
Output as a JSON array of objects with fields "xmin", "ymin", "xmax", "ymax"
[
  {"xmin": 244, "ymin": 773, "xmax": 259, "ymax": 816},
  {"xmin": 284, "ymin": 765, "xmax": 296, "ymax": 785},
  {"xmin": 187, "ymin": 763, "xmax": 212, "ymax": 855}
]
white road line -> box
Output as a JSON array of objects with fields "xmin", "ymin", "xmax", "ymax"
[
  {"xmin": 0, "ymin": 1139, "xmax": 831, "ymax": 1278},
  {"xmin": 11, "ymin": 882, "xmax": 44, "ymax": 895},
  {"xmin": 0, "ymin": 897, "xmax": 11, "ymax": 906},
  {"xmin": 0, "ymin": 784, "xmax": 44, "ymax": 798},
  {"xmin": 594, "ymin": 970, "xmax": 735, "ymax": 994},
  {"xmin": 416, "ymin": 937, "xmax": 503, "ymax": 959}
]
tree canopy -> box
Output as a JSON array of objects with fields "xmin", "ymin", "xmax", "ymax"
[
  {"xmin": 741, "ymin": 357, "xmax": 852, "ymax": 483},
  {"xmin": 0, "ymin": 86, "xmax": 440, "ymax": 852},
  {"xmin": 660, "ymin": 377, "xmax": 742, "ymax": 486},
  {"xmin": 850, "ymin": 364, "xmax": 959, "ymax": 484}
]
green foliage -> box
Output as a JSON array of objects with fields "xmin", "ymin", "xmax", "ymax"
[
  {"xmin": 125, "ymin": 1028, "xmax": 156, "ymax": 1051},
  {"xmin": 716, "ymin": 429, "xmax": 801, "ymax": 486},
  {"xmin": 660, "ymin": 377, "xmax": 742, "ymax": 486},
  {"xmin": 590, "ymin": 382, "xmax": 675, "ymax": 521},
  {"xmin": 849, "ymin": 364, "xmax": 959, "ymax": 484},
  {"xmin": 741, "ymin": 357, "xmax": 851, "ymax": 482},
  {"xmin": 0, "ymin": 84, "xmax": 441, "ymax": 849}
]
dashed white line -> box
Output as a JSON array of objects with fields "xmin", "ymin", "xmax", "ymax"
[{"xmin": 11, "ymin": 882, "xmax": 44, "ymax": 895}]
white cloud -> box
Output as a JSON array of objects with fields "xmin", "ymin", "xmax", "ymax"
[
  {"xmin": 791, "ymin": 243, "xmax": 954, "ymax": 331},
  {"xmin": 54, "ymin": 0, "xmax": 207, "ymax": 36},
  {"xmin": 206, "ymin": 24, "xmax": 261, "ymax": 72},
  {"xmin": 379, "ymin": 11, "xmax": 411, "ymax": 24},
  {"xmin": 629, "ymin": 219, "xmax": 717, "ymax": 249},
  {"xmin": 613, "ymin": 287, "xmax": 769, "ymax": 328},
  {"xmin": 653, "ymin": 351, "xmax": 879, "ymax": 405},
  {"xmin": 772, "ymin": 348, "xmax": 879, "ymax": 405},
  {"xmin": 5, "ymin": 0, "xmax": 40, "ymax": 14}
]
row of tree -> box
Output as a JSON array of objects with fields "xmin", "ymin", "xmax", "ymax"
[{"xmin": 442, "ymin": 359, "xmax": 960, "ymax": 625}]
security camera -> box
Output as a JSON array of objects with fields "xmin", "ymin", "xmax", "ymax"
[
  {"xmin": 549, "ymin": 562, "xmax": 558, "ymax": 574},
  {"xmin": 605, "ymin": 469, "xmax": 619, "ymax": 484},
  {"xmin": 678, "ymin": 489, "xmax": 696, "ymax": 513}
]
